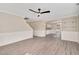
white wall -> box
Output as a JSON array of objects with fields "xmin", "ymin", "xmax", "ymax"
[
  {"xmin": 61, "ymin": 31, "xmax": 79, "ymax": 43},
  {"xmin": 27, "ymin": 21, "xmax": 46, "ymax": 37},
  {"xmin": 0, "ymin": 31, "xmax": 33, "ymax": 46},
  {"xmin": 0, "ymin": 12, "xmax": 33, "ymax": 46},
  {"xmin": 0, "ymin": 12, "xmax": 32, "ymax": 33},
  {"xmin": 61, "ymin": 15, "xmax": 79, "ymax": 43},
  {"xmin": 0, "ymin": 3, "xmax": 77, "ymax": 20}
]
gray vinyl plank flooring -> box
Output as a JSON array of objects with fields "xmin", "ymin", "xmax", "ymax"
[{"xmin": 0, "ymin": 34, "xmax": 79, "ymax": 55}]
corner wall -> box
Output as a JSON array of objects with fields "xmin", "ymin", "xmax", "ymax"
[
  {"xmin": 27, "ymin": 21, "xmax": 46, "ymax": 37},
  {"xmin": 0, "ymin": 12, "xmax": 33, "ymax": 46},
  {"xmin": 61, "ymin": 16, "xmax": 79, "ymax": 43}
]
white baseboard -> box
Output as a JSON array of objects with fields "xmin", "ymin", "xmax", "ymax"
[
  {"xmin": 61, "ymin": 31, "xmax": 79, "ymax": 43},
  {"xmin": 0, "ymin": 31, "xmax": 33, "ymax": 46}
]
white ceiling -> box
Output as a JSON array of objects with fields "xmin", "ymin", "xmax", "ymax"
[{"xmin": 0, "ymin": 3, "xmax": 78, "ymax": 20}]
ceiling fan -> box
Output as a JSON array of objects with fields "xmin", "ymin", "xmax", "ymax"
[{"xmin": 29, "ymin": 8, "xmax": 50, "ymax": 17}]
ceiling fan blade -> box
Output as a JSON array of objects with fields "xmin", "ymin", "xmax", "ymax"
[
  {"xmin": 41, "ymin": 11, "xmax": 50, "ymax": 14},
  {"xmin": 29, "ymin": 9, "xmax": 39, "ymax": 13}
]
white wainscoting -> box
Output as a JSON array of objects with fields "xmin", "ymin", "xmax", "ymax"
[
  {"xmin": 0, "ymin": 31, "xmax": 33, "ymax": 46},
  {"xmin": 61, "ymin": 31, "xmax": 79, "ymax": 43}
]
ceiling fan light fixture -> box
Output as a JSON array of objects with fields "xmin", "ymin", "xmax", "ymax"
[
  {"xmin": 38, "ymin": 8, "xmax": 41, "ymax": 12},
  {"xmin": 28, "ymin": 8, "xmax": 51, "ymax": 17},
  {"xmin": 24, "ymin": 17, "xmax": 29, "ymax": 20},
  {"xmin": 37, "ymin": 15, "xmax": 40, "ymax": 17}
]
